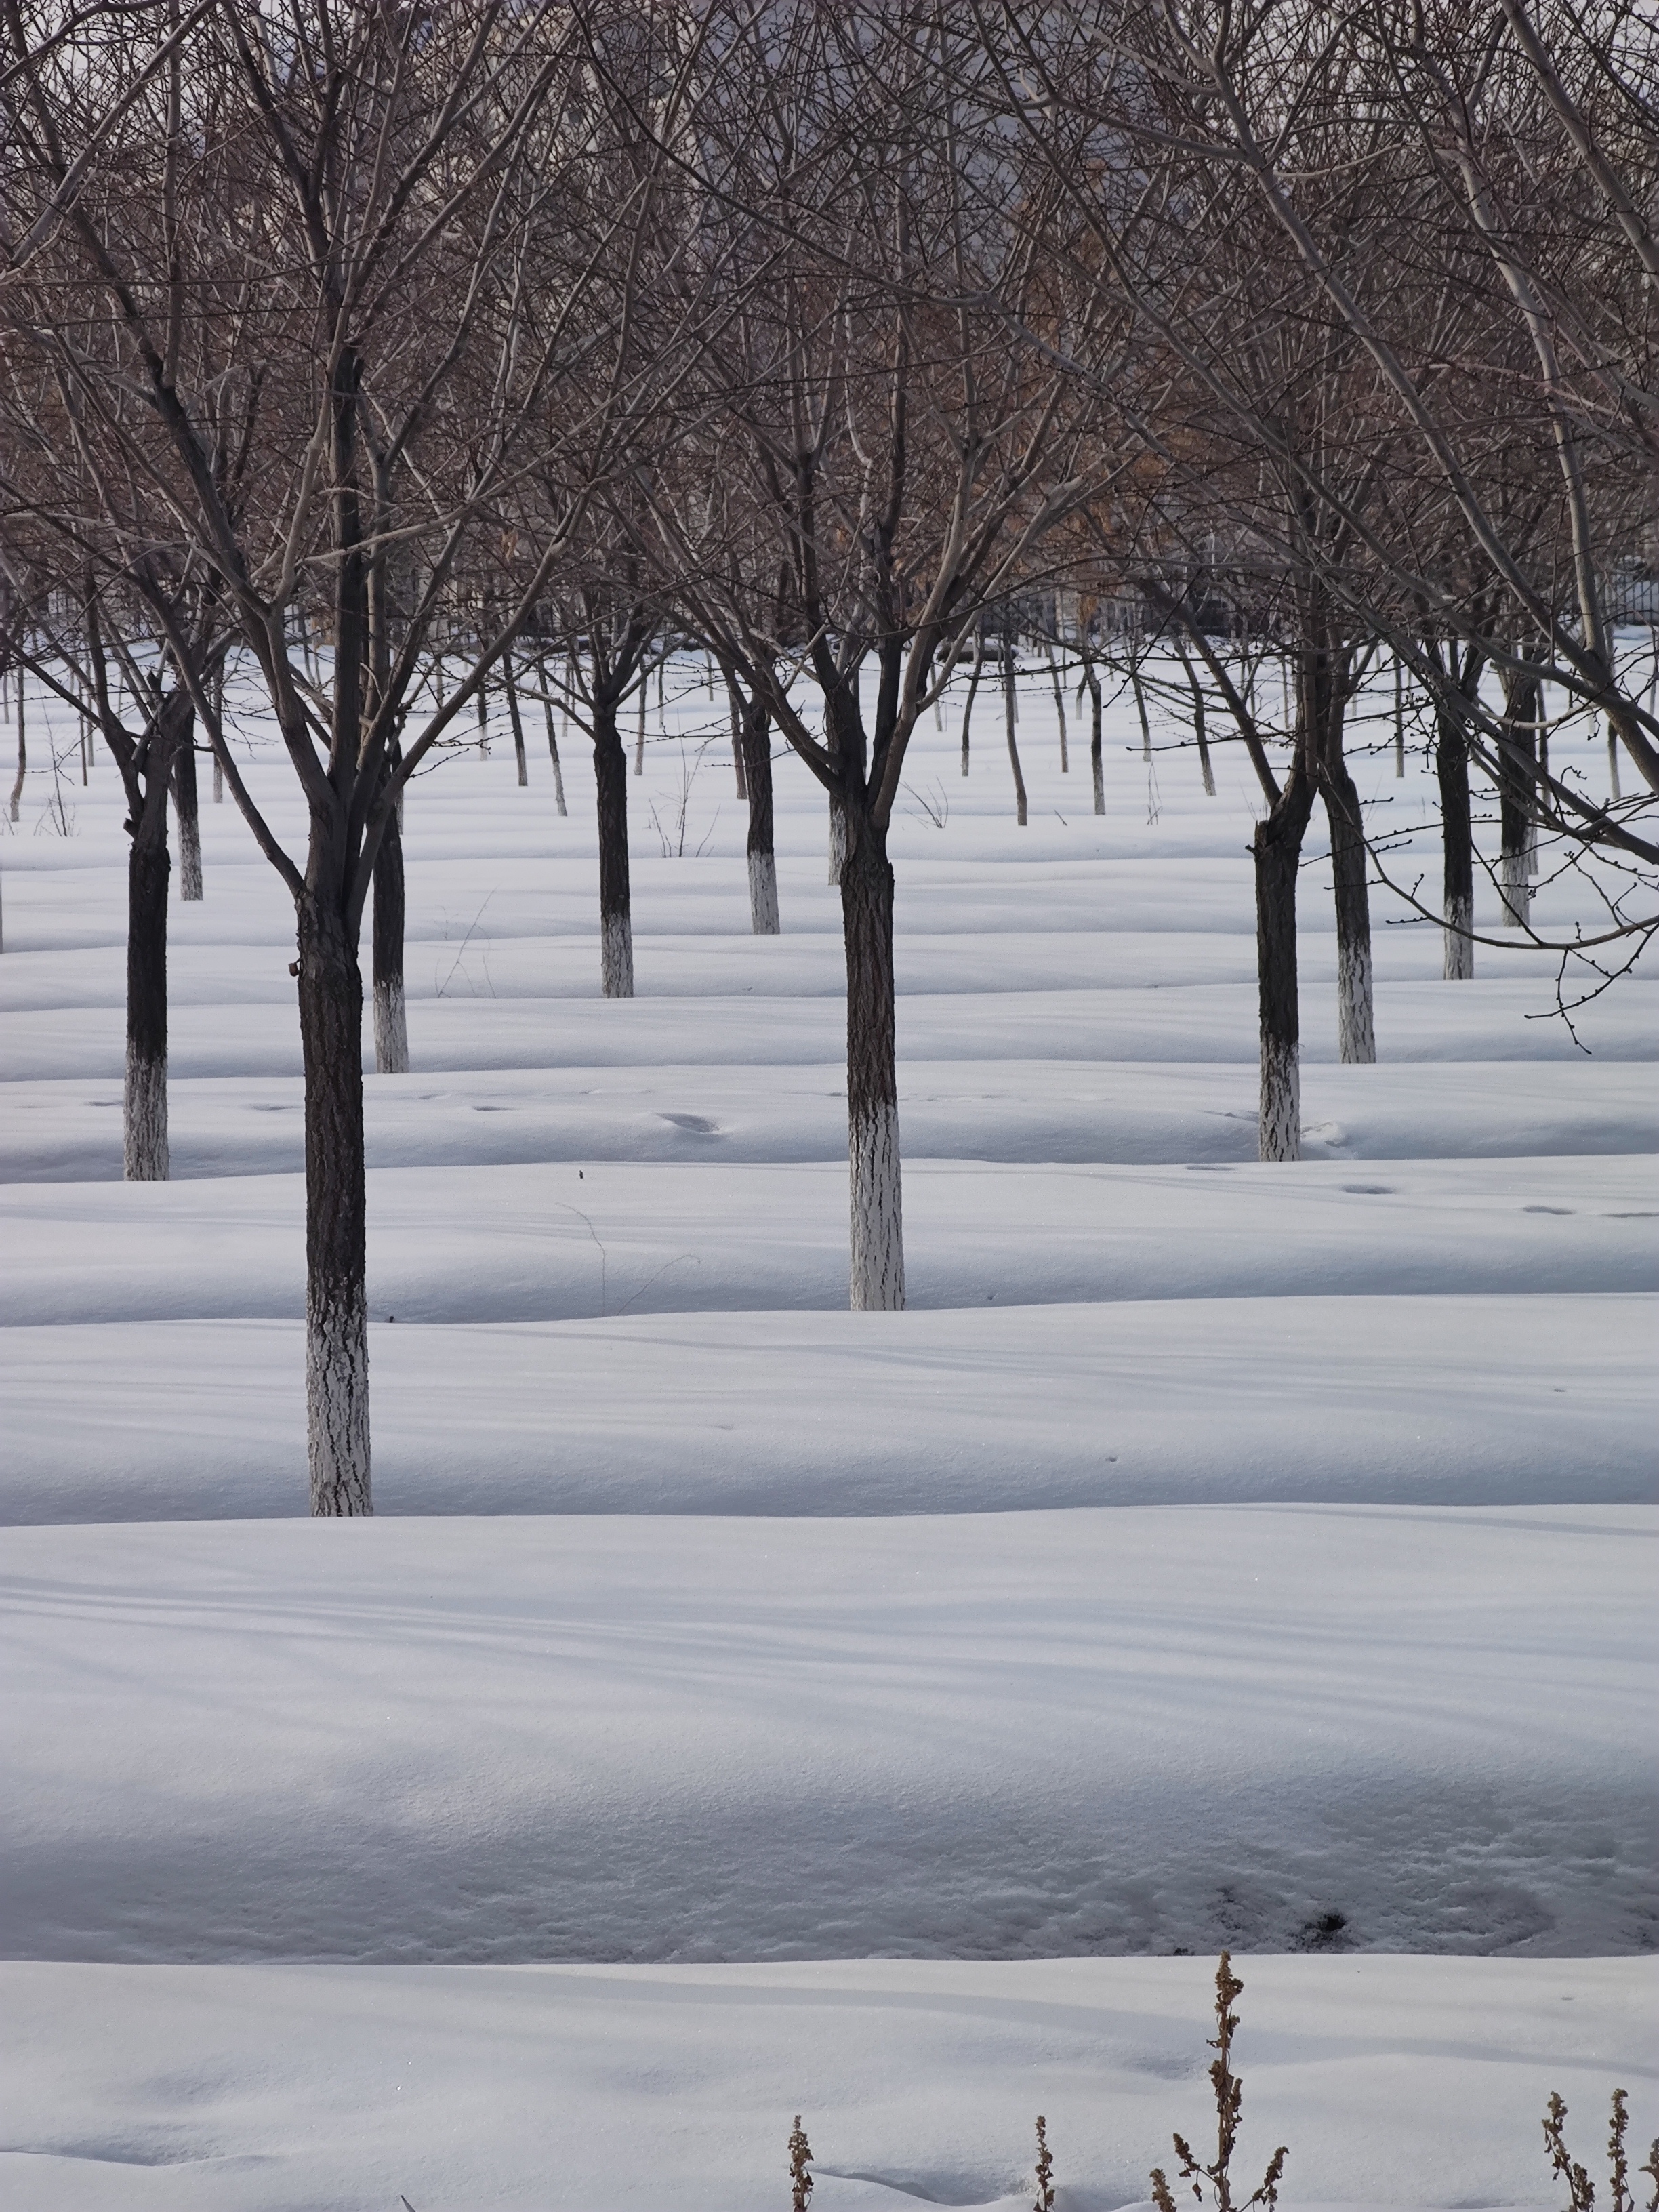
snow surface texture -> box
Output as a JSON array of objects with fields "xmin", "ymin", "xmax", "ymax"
[
  {"xmin": 6, "ymin": 1509, "xmax": 1654, "ymax": 1963},
  {"xmin": 1, "ymin": 655, "xmax": 1654, "ymax": 2205},
  {"xmin": 2, "ymin": 1956, "xmax": 1653, "ymax": 2212}
]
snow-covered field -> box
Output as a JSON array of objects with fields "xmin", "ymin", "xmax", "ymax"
[{"xmin": 1, "ymin": 659, "xmax": 1654, "ymax": 2207}]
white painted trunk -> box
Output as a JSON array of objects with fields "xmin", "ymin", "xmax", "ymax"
[
  {"xmin": 178, "ymin": 813, "xmax": 203, "ymax": 902},
  {"xmin": 1336, "ymin": 940, "xmax": 1376, "ymax": 1064},
  {"xmin": 827, "ymin": 800, "xmax": 847, "ymax": 886},
  {"xmin": 1258, "ymin": 1034, "xmax": 1300, "ymax": 1163},
  {"xmin": 373, "ymin": 977, "xmax": 409, "ymax": 1074},
  {"xmin": 1607, "ymin": 726, "xmax": 1622, "ymax": 802},
  {"xmin": 212, "ymin": 756, "xmax": 224, "ymax": 803},
  {"xmin": 849, "ymin": 1101, "xmax": 905, "ymax": 1311},
  {"xmin": 748, "ymin": 849, "xmax": 780, "ymax": 935},
  {"xmin": 1499, "ymin": 853, "xmax": 1532, "ymax": 926},
  {"xmin": 123, "ymin": 1043, "xmax": 169, "ymax": 1180},
  {"xmin": 1443, "ymin": 894, "xmax": 1474, "ymax": 981},
  {"xmin": 601, "ymin": 912, "xmax": 634, "ymax": 998},
  {"xmin": 307, "ymin": 1280, "xmax": 371, "ymax": 1517}
]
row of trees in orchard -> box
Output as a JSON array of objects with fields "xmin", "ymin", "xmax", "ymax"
[{"xmin": 2, "ymin": 0, "xmax": 1654, "ymax": 1514}]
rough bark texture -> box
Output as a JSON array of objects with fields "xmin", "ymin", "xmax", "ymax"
[
  {"xmin": 1436, "ymin": 709, "xmax": 1475, "ymax": 979},
  {"xmin": 827, "ymin": 794, "xmax": 847, "ymax": 884},
  {"xmin": 372, "ymin": 797, "xmax": 409, "ymax": 1073},
  {"xmin": 842, "ymin": 817, "xmax": 903, "ymax": 1311},
  {"xmin": 124, "ymin": 840, "xmax": 170, "ymax": 1180},
  {"xmin": 171, "ymin": 719, "xmax": 202, "ymax": 900},
  {"xmin": 1322, "ymin": 766, "xmax": 1376, "ymax": 1063},
  {"xmin": 747, "ymin": 851, "xmax": 780, "ymax": 936},
  {"xmin": 121, "ymin": 693, "xmax": 184, "ymax": 1182},
  {"xmin": 593, "ymin": 705, "xmax": 634, "ymax": 997},
  {"xmin": 741, "ymin": 692, "xmax": 779, "ymax": 934},
  {"xmin": 297, "ymin": 897, "xmax": 371, "ymax": 1517},
  {"xmin": 1254, "ymin": 771, "xmax": 1315, "ymax": 1162}
]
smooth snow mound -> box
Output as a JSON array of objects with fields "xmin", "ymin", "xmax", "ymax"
[
  {"xmin": 1, "ymin": 1954, "xmax": 1654, "ymax": 2211},
  {"xmin": 5, "ymin": 1509, "xmax": 1653, "ymax": 1965}
]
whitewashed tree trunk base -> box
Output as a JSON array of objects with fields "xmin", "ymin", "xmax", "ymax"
[
  {"xmin": 123, "ymin": 1044, "xmax": 169, "ymax": 1181},
  {"xmin": 1258, "ymin": 1036, "xmax": 1301, "ymax": 1163},
  {"xmin": 849, "ymin": 1101, "xmax": 905, "ymax": 1311},
  {"xmin": 1336, "ymin": 941, "xmax": 1376, "ymax": 1064},
  {"xmin": 178, "ymin": 821, "xmax": 203, "ymax": 902},
  {"xmin": 601, "ymin": 913, "xmax": 634, "ymax": 998},
  {"xmin": 1443, "ymin": 896, "xmax": 1474, "ymax": 981},
  {"xmin": 307, "ymin": 1282, "xmax": 371, "ymax": 1516},
  {"xmin": 1499, "ymin": 855, "xmax": 1532, "ymax": 927},
  {"xmin": 373, "ymin": 979, "xmax": 409, "ymax": 1074},
  {"xmin": 828, "ymin": 802, "xmax": 847, "ymax": 886},
  {"xmin": 748, "ymin": 850, "xmax": 780, "ymax": 935}
]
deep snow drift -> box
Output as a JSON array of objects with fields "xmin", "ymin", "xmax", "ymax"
[{"xmin": 1, "ymin": 653, "xmax": 1653, "ymax": 2206}]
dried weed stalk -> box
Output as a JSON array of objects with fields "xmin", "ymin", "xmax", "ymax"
[
  {"xmin": 789, "ymin": 2113, "xmax": 815, "ymax": 2212},
  {"xmin": 1150, "ymin": 1953, "xmax": 1287, "ymax": 2212},
  {"xmin": 1033, "ymin": 2112, "xmax": 1056, "ymax": 2212},
  {"xmin": 1544, "ymin": 2089, "xmax": 1659, "ymax": 2212}
]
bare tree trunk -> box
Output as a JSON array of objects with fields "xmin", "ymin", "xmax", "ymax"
[
  {"xmin": 960, "ymin": 630, "xmax": 983, "ymax": 775},
  {"xmin": 372, "ymin": 779, "xmax": 409, "ymax": 1073},
  {"xmin": 1436, "ymin": 699, "xmax": 1475, "ymax": 979},
  {"xmin": 1176, "ymin": 644, "xmax": 1216, "ymax": 796},
  {"xmin": 1499, "ymin": 663, "xmax": 1539, "ymax": 925},
  {"xmin": 124, "ymin": 816, "xmax": 173, "ymax": 1180},
  {"xmin": 1394, "ymin": 655, "xmax": 1406, "ymax": 777},
  {"xmin": 1085, "ymin": 657, "xmax": 1104, "ymax": 813},
  {"xmin": 171, "ymin": 722, "xmax": 203, "ymax": 900},
  {"xmin": 728, "ymin": 678, "xmax": 749, "ymax": 801},
  {"xmin": 9, "ymin": 668, "xmax": 24, "ymax": 823},
  {"xmin": 1323, "ymin": 761, "xmax": 1376, "ymax": 1063},
  {"xmin": 1003, "ymin": 640, "xmax": 1027, "ymax": 825},
  {"xmin": 1605, "ymin": 719, "xmax": 1621, "ymax": 802},
  {"xmin": 540, "ymin": 657, "xmax": 567, "ymax": 816},
  {"xmin": 211, "ymin": 665, "xmax": 224, "ymax": 801},
  {"xmin": 1045, "ymin": 641, "xmax": 1068, "ymax": 772},
  {"xmin": 123, "ymin": 689, "xmax": 186, "ymax": 1180},
  {"xmin": 634, "ymin": 678, "xmax": 647, "ymax": 777},
  {"xmin": 296, "ymin": 895, "xmax": 371, "ymax": 1516},
  {"xmin": 504, "ymin": 647, "xmax": 528, "ymax": 787},
  {"xmin": 1130, "ymin": 651, "xmax": 1152, "ymax": 761},
  {"xmin": 593, "ymin": 701, "xmax": 634, "ymax": 996},
  {"xmin": 1254, "ymin": 766, "xmax": 1314, "ymax": 1162},
  {"xmin": 475, "ymin": 681, "xmax": 489, "ymax": 757},
  {"xmin": 828, "ymin": 791, "xmax": 846, "ymax": 884},
  {"xmin": 741, "ymin": 689, "xmax": 779, "ymax": 934},
  {"xmin": 842, "ymin": 804, "xmax": 903, "ymax": 1310}
]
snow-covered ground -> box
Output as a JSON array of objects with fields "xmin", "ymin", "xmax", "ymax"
[{"xmin": 1, "ymin": 655, "xmax": 1654, "ymax": 2206}]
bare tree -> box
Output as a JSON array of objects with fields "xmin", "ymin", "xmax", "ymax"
[{"xmin": 1, "ymin": 0, "xmax": 695, "ymax": 1510}]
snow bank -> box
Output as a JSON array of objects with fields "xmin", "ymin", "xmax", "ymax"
[
  {"xmin": 5, "ymin": 1508, "xmax": 1653, "ymax": 1965},
  {"xmin": 1, "ymin": 1296, "xmax": 1652, "ymax": 1523},
  {"xmin": 3, "ymin": 1952, "xmax": 1653, "ymax": 2211}
]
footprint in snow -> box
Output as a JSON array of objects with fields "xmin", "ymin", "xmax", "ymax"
[
  {"xmin": 659, "ymin": 1113, "xmax": 720, "ymax": 1136},
  {"xmin": 1523, "ymin": 1204, "xmax": 1574, "ymax": 1215}
]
